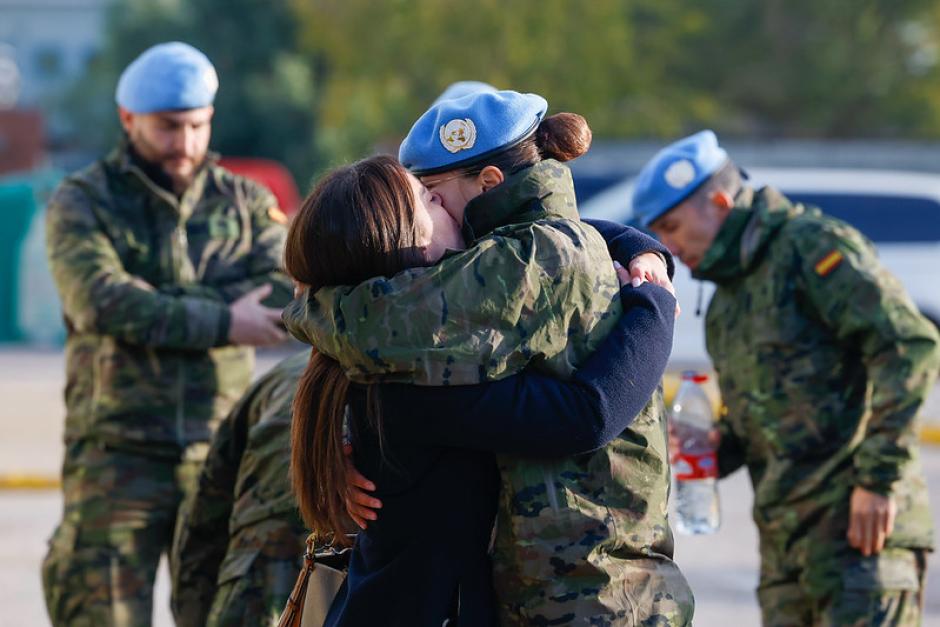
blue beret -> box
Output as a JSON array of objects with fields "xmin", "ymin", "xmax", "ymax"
[
  {"xmin": 431, "ymin": 81, "xmax": 497, "ymax": 106},
  {"xmin": 116, "ymin": 42, "xmax": 218, "ymax": 113},
  {"xmin": 399, "ymin": 90, "xmax": 547, "ymax": 176},
  {"xmin": 632, "ymin": 130, "xmax": 729, "ymax": 227}
]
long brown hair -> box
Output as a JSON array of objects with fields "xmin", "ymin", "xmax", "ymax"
[
  {"xmin": 449, "ymin": 112, "xmax": 592, "ymax": 177},
  {"xmin": 286, "ymin": 155, "xmax": 424, "ymax": 544}
]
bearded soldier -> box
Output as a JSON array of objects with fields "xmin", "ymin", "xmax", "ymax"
[{"xmin": 42, "ymin": 42, "xmax": 292, "ymax": 626}]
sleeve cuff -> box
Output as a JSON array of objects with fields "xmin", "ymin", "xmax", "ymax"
[
  {"xmin": 215, "ymin": 306, "xmax": 232, "ymax": 347},
  {"xmin": 181, "ymin": 297, "xmax": 231, "ymax": 348},
  {"xmin": 854, "ymin": 465, "xmax": 901, "ymax": 497},
  {"xmin": 854, "ymin": 476, "xmax": 896, "ymax": 497}
]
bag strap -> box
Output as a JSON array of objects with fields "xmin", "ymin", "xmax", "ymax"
[{"xmin": 276, "ymin": 534, "xmax": 318, "ymax": 627}]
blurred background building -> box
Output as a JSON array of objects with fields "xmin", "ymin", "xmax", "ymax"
[
  {"xmin": 0, "ymin": 0, "xmax": 110, "ymax": 107},
  {"xmin": 0, "ymin": 0, "xmax": 112, "ymax": 167}
]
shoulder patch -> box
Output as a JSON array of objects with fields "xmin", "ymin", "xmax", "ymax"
[
  {"xmin": 267, "ymin": 206, "xmax": 288, "ymax": 225},
  {"xmin": 814, "ymin": 249, "xmax": 844, "ymax": 277}
]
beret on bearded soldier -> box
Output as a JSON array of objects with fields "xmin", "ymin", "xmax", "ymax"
[{"xmin": 116, "ymin": 41, "xmax": 218, "ymax": 114}]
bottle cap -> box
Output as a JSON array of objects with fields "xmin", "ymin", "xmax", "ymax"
[{"xmin": 681, "ymin": 370, "xmax": 709, "ymax": 384}]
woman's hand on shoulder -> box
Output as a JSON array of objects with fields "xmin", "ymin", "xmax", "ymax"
[
  {"xmin": 628, "ymin": 253, "xmax": 673, "ymax": 293},
  {"xmin": 614, "ymin": 257, "xmax": 680, "ymax": 317}
]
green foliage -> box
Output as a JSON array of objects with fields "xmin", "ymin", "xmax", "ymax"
[
  {"xmin": 683, "ymin": 0, "xmax": 940, "ymax": 136},
  {"xmin": 292, "ymin": 0, "xmax": 940, "ymax": 162},
  {"xmin": 292, "ymin": 0, "xmax": 716, "ymax": 164},
  {"xmin": 63, "ymin": 0, "xmax": 940, "ymax": 180}
]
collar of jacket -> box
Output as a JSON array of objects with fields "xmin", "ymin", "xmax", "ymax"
[
  {"xmin": 693, "ymin": 186, "xmax": 802, "ymax": 283},
  {"xmin": 461, "ymin": 159, "xmax": 578, "ymax": 243},
  {"xmin": 105, "ymin": 135, "xmax": 220, "ymax": 219}
]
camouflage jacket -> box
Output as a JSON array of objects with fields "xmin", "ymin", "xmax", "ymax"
[
  {"xmin": 697, "ymin": 187, "xmax": 938, "ymax": 588},
  {"xmin": 283, "ymin": 161, "xmax": 692, "ymax": 624},
  {"xmin": 171, "ymin": 351, "xmax": 308, "ymax": 627},
  {"xmin": 45, "ymin": 140, "xmax": 292, "ymax": 454},
  {"xmin": 282, "ymin": 159, "xmax": 622, "ymax": 384}
]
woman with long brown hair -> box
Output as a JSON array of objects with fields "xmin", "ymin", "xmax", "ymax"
[
  {"xmin": 285, "ymin": 89, "xmax": 693, "ymax": 625},
  {"xmin": 285, "ymin": 154, "xmax": 679, "ymax": 625}
]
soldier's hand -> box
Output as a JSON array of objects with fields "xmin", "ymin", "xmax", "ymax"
[
  {"xmin": 847, "ymin": 486, "xmax": 897, "ymax": 556},
  {"xmin": 228, "ymin": 284, "xmax": 287, "ymax": 346},
  {"xmin": 343, "ymin": 444, "xmax": 382, "ymax": 529}
]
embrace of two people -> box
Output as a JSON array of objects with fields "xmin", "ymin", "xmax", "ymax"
[
  {"xmin": 42, "ymin": 39, "xmax": 937, "ymax": 627},
  {"xmin": 282, "ymin": 84, "xmax": 691, "ymax": 626}
]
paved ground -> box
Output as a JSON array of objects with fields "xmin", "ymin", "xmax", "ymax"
[{"xmin": 2, "ymin": 347, "xmax": 939, "ymax": 625}]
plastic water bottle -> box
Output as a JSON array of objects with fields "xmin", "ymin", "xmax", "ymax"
[{"xmin": 671, "ymin": 371, "xmax": 720, "ymax": 534}]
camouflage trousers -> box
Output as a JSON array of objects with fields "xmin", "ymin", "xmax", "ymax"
[
  {"xmin": 496, "ymin": 557, "xmax": 695, "ymax": 626},
  {"xmin": 41, "ymin": 438, "xmax": 204, "ymax": 627},
  {"xmin": 757, "ymin": 548, "xmax": 927, "ymax": 627},
  {"xmin": 206, "ymin": 553, "xmax": 302, "ymax": 627}
]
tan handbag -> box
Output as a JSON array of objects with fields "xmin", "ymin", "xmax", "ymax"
[{"xmin": 278, "ymin": 534, "xmax": 354, "ymax": 627}]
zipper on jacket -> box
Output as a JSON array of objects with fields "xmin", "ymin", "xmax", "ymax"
[
  {"xmin": 174, "ymin": 224, "xmax": 190, "ymax": 282},
  {"xmin": 126, "ymin": 164, "xmax": 190, "ymax": 283}
]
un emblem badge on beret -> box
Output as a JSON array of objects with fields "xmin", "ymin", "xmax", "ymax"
[
  {"xmin": 439, "ymin": 118, "xmax": 477, "ymax": 153},
  {"xmin": 202, "ymin": 66, "xmax": 219, "ymax": 94},
  {"xmin": 664, "ymin": 159, "xmax": 696, "ymax": 189}
]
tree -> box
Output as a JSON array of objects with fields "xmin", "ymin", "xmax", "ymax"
[
  {"xmin": 291, "ymin": 0, "xmax": 714, "ymax": 164},
  {"xmin": 683, "ymin": 0, "xmax": 940, "ymax": 137},
  {"xmin": 62, "ymin": 0, "xmax": 940, "ymax": 177},
  {"xmin": 291, "ymin": 0, "xmax": 940, "ymax": 158}
]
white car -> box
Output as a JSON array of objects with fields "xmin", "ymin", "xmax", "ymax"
[{"xmin": 579, "ymin": 167, "xmax": 940, "ymax": 367}]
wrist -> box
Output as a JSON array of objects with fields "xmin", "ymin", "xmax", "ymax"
[
  {"xmin": 853, "ymin": 477, "xmax": 895, "ymax": 498},
  {"xmin": 630, "ymin": 249, "xmax": 667, "ymax": 265}
]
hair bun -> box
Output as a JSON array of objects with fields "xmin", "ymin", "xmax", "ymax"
[{"xmin": 535, "ymin": 113, "xmax": 592, "ymax": 162}]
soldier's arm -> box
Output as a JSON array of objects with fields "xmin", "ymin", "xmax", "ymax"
[
  {"xmin": 797, "ymin": 225, "xmax": 940, "ymax": 495},
  {"xmin": 283, "ymin": 221, "xmax": 622, "ymax": 384},
  {"xmin": 170, "ymin": 378, "xmax": 258, "ymax": 626},
  {"xmin": 377, "ymin": 281, "xmax": 677, "ymax": 455},
  {"xmin": 45, "ymin": 181, "xmax": 231, "ymax": 349},
  {"xmin": 208, "ymin": 181, "xmax": 293, "ymax": 306}
]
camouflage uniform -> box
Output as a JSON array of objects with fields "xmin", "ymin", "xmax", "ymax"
[
  {"xmin": 695, "ymin": 186, "xmax": 938, "ymax": 626},
  {"xmin": 171, "ymin": 351, "xmax": 308, "ymax": 627},
  {"xmin": 283, "ymin": 160, "xmax": 694, "ymax": 625},
  {"xmin": 41, "ymin": 139, "xmax": 292, "ymax": 626}
]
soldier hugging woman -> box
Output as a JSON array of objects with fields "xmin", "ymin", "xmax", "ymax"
[{"xmin": 282, "ymin": 89, "xmax": 694, "ymax": 626}]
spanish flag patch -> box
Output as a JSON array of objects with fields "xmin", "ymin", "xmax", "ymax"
[{"xmin": 814, "ymin": 249, "xmax": 844, "ymax": 277}]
